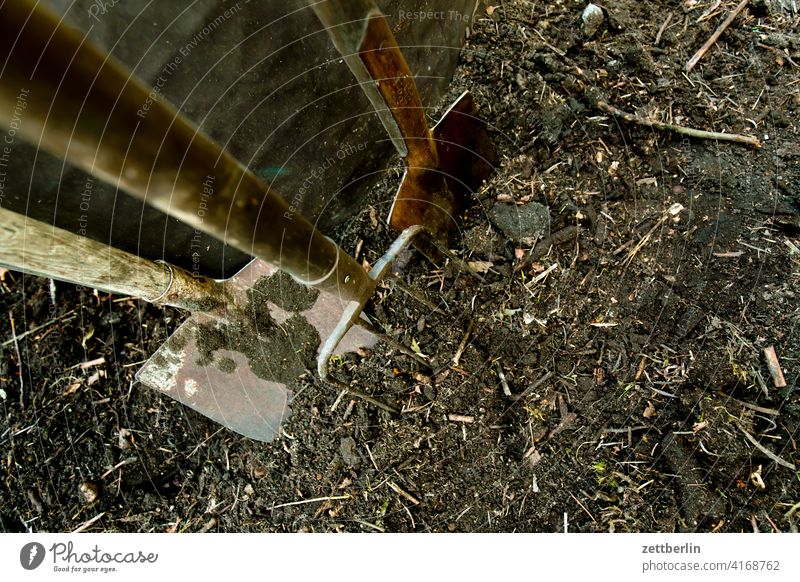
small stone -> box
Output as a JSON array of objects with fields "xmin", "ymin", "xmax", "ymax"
[
  {"xmin": 117, "ymin": 428, "xmax": 131, "ymax": 450},
  {"xmin": 244, "ymin": 484, "xmax": 255, "ymax": 496},
  {"xmin": 581, "ymin": 4, "xmax": 605, "ymax": 37},
  {"xmin": 490, "ymin": 202, "xmax": 551, "ymax": 246},
  {"xmin": 79, "ymin": 481, "xmax": 100, "ymax": 503}
]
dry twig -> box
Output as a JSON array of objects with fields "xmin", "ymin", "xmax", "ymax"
[
  {"xmin": 736, "ymin": 422, "xmax": 796, "ymax": 470},
  {"xmin": 8, "ymin": 313, "xmax": 24, "ymax": 407},
  {"xmin": 596, "ymin": 100, "xmax": 761, "ymax": 148},
  {"xmin": 496, "ymin": 362, "xmax": 512, "ymax": 397},
  {"xmin": 387, "ymin": 480, "xmax": 420, "ymax": 505},
  {"xmin": 72, "ymin": 512, "xmax": 105, "ymax": 533},
  {"xmin": 271, "ymin": 495, "xmax": 350, "ymax": 510},
  {"xmin": 654, "ymin": 11, "xmax": 673, "ymax": 46},
  {"xmin": 686, "ymin": 0, "xmax": 750, "ymax": 72},
  {"xmin": 452, "ymin": 319, "xmax": 474, "ymax": 367}
]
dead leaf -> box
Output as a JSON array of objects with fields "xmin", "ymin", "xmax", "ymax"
[
  {"xmin": 368, "ymin": 205, "xmax": 378, "ymax": 228},
  {"xmin": 410, "ymin": 338, "xmax": 428, "ymax": 358},
  {"xmin": 643, "ymin": 401, "xmax": 657, "ymax": 419},
  {"xmin": 486, "ymin": 5, "xmax": 495, "ymax": 15}
]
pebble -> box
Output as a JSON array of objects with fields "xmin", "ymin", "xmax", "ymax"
[
  {"xmin": 490, "ymin": 202, "xmax": 551, "ymax": 246},
  {"xmin": 79, "ymin": 481, "xmax": 100, "ymax": 504},
  {"xmin": 118, "ymin": 428, "xmax": 131, "ymax": 450},
  {"xmin": 581, "ymin": 3, "xmax": 605, "ymax": 38}
]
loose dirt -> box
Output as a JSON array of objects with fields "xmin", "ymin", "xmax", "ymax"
[{"xmin": 2, "ymin": 0, "xmax": 798, "ymax": 532}]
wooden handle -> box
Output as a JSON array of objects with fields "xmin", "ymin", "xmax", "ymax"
[{"xmin": 0, "ymin": 207, "xmax": 226, "ymax": 312}]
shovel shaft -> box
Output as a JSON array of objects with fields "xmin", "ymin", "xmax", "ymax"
[
  {"xmin": 0, "ymin": 0, "xmax": 370, "ymax": 303},
  {"xmin": 0, "ymin": 207, "xmax": 228, "ymax": 312}
]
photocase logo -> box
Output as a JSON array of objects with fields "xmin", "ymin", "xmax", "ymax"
[{"xmin": 20, "ymin": 542, "xmax": 46, "ymax": 570}]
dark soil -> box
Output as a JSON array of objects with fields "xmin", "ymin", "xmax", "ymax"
[{"xmin": 2, "ymin": 0, "xmax": 800, "ymax": 533}]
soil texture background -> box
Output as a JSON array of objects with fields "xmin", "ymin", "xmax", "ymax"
[{"xmin": 2, "ymin": 0, "xmax": 800, "ymax": 532}]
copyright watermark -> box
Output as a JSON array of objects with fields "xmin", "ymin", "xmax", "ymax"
[
  {"xmin": 283, "ymin": 141, "xmax": 368, "ymax": 221},
  {"xmin": 137, "ymin": 2, "xmax": 247, "ymax": 119},
  {"xmin": 19, "ymin": 541, "xmax": 158, "ymax": 574},
  {"xmin": 397, "ymin": 10, "xmax": 470, "ymax": 21},
  {"xmin": 0, "ymin": 88, "xmax": 29, "ymax": 209},
  {"xmin": 87, "ymin": 0, "xmax": 121, "ymax": 22}
]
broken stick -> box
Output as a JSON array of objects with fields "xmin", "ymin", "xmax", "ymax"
[
  {"xmin": 596, "ymin": 100, "xmax": 761, "ymax": 148},
  {"xmin": 686, "ymin": 0, "xmax": 750, "ymax": 72}
]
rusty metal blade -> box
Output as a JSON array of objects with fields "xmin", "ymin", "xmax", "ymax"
[
  {"xmin": 388, "ymin": 91, "xmax": 499, "ymax": 237},
  {"xmin": 313, "ymin": 3, "xmax": 497, "ymax": 238},
  {"xmin": 137, "ymin": 316, "xmax": 292, "ymax": 442}
]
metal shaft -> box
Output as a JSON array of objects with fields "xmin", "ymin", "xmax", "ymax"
[{"xmin": 0, "ymin": 0, "xmax": 370, "ymax": 303}]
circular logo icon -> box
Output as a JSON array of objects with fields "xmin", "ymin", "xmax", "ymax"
[{"xmin": 20, "ymin": 542, "xmax": 46, "ymax": 570}]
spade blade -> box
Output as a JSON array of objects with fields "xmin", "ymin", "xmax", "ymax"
[
  {"xmin": 389, "ymin": 91, "xmax": 499, "ymax": 237},
  {"xmin": 136, "ymin": 259, "xmax": 376, "ymax": 442}
]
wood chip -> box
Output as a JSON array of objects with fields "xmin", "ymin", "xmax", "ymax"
[
  {"xmin": 78, "ymin": 356, "xmax": 105, "ymax": 370},
  {"xmin": 763, "ymin": 346, "xmax": 787, "ymax": 388}
]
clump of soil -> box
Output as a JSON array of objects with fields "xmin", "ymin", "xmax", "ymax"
[
  {"xmin": 195, "ymin": 270, "xmax": 322, "ymax": 383},
  {"xmin": 2, "ymin": 0, "xmax": 799, "ymax": 533},
  {"xmin": 248, "ymin": 271, "xmax": 320, "ymax": 313}
]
